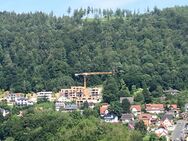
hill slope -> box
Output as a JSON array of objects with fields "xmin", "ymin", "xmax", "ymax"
[{"xmin": 0, "ymin": 6, "xmax": 187, "ymax": 92}]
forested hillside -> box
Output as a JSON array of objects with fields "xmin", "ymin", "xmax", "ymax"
[{"xmin": 0, "ymin": 6, "xmax": 187, "ymax": 92}]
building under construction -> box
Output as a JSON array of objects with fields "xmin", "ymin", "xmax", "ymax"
[
  {"xmin": 60, "ymin": 86, "xmax": 102, "ymax": 106},
  {"xmin": 59, "ymin": 71, "xmax": 112, "ymax": 106}
]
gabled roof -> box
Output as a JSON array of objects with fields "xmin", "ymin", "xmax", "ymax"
[
  {"xmin": 170, "ymin": 104, "xmax": 177, "ymax": 109},
  {"xmin": 7, "ymin": 93, "xmax": 23, "ymax": 97},
  {"xmin": 100, "ymin": 103, "xmax": 109, "ymax": 114},
  {"xmin": 146, "ymin": 104, "xmax": 164, "ymax": 111},
  {"xmin": 64, "ymin": 104, "xmax": 77, "ymax": 110},
  {"xmin": 130, "ymin": 105, "xmax": 141, "ymax": 111},
  {"xmin": 161, "ymin": 114, "xmax": 174, "ymax": 121},
  {"xmin": 121, "ymin": 113, "xmax": 134, "ymax": 121},
  {"xmin": 103, "ymin": 113, "xmax": 117, "ymax": 120},
  {"xmin": 139, "ymin": 113, "xmax": 152, "ymax": 120},
  {"xmin": 155, "ymin": 128, "xmax": 168, "ymax": 137}
]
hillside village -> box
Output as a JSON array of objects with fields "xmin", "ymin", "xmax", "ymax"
[
  {"xmin": 1, "ymin": 86, "xmax": 188, "ymax": 141},
  {"xmin": 0, "ymin": 4, "xmax": 188, "ymax": 141}
]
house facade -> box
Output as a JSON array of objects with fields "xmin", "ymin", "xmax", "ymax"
[
  {"xmin": 160, "ymin": 114, "xmax": 174, "ymax": 130},
  {"xmin": 155, "ymin": 128, "xmax": 168, "ymax": 137},
  {"xmin": 103, "ymin": 113, "xmax": 118, "ymax": 123},
  {"xmin": 15, "ymin": 98, "xmax": 34, "ymax": 106},
  {"xmin": 37, "ymin": 91, "xmax": 52, "ymax": 101},
  {"xmin": 55, "ymin": 96, "xmax": 71, "ymax": 111},
  {"xmin": 121, "ymin": 113, "xmax": 134, "ymax": 124},
  {"xmin": 5, "ymin": 93, "xmax": 24, "ymax": 103},
  {"xmin": 100, "ymin": 103, "xmax": 109, "ymax": 117},
  {"xmin": 145, "ymin": 104, "xmax": 164, "ymax": 114},
  {"xmin": 62, "ymin": 103, "xmax": 78, "ymax": 112},
  {"xmin": 139, "ymin": 113, "xmax": 152, "ymax": 126},
  {"xmin": 130, "ymin": 105, "xmax": 141, "ymax": 116}
]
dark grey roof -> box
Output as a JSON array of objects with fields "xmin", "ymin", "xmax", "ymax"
[
  {"xmin": 121, "ymin": 114, "xmax": 134, "ymax": 121},
  {"xmin": 0, "ymin": 108, "xmax": 9, "ymax": 113},
  {"xmin": 0, "ymin": 108, "xmax": 5, "ymax": 113},
  {"xmin": 103, "ymin": 113, "xmax": 117, "ymax": 120},
  {"xmin": 17, "ymin": 98, "xmax": 27, "ymax": 101},
  {"xmin": 161, "ymin": 114, "xmax": 174, "ymax": 121},
  {"xmin": 64, "ymin": 104, "xmax": 77, "ymax": 110}
]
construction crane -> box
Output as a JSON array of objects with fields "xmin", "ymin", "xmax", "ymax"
[{"xmin": 75, "ymin": 71, "xmax": 113, "ymax": 88}]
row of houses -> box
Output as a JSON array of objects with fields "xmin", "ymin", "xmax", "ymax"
[
  {"xmin": 1, "ymin": 86, "xmax": 102, "ymax": 112},
  {"xmin": 3, "ymin": 91, "xmax": 53, "ymax": 106},
  {"xmin": 99, "ymin": 103, "xmax": 180, "ymax": 137}
]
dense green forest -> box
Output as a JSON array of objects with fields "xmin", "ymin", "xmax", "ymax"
[
  {"xmin": 0, "ymin": 6, "xmax": 188, "ymax": 93},
  {"xmin": 0, "ymin": 105, "xmax": 145, "ymax": 141}
]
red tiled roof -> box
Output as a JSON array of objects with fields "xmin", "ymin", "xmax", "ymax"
[
  {"xmin": 130, "ymin": 105, "xmax": 141, "ymax": 111},
  {"xmin": 100, "ymin": 103, "xmax": 109, "ymax": 114},
  {"xmin": 146, "ymin": 104, "xmax": 164, "ymax": 111},
  {"xmin": 170, "ymin": 104, "xmax": 177, "ymax": 109},
  {"xmin": 139, "ymin": 113, "xmax": 152, "ymax": 120}
]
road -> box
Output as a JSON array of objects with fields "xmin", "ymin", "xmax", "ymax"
[{"xmin": 171, "ymin": 120, "xmax": 187, "ymax": 141}]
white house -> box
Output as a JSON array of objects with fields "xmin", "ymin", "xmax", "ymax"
[
  {"xmin": 55, "ymin": 96, "xmax": 71, "ymax": 111},
  {"xmin": 37, "ymin": 91, "xmax": 52, "ymax": 101},
  {"xmin": 145, "ymin": 104, "xmax": 164, "ymax": 114},
  {"xmin": 103, "ymin": 113, "xmax": 118, "ymax": 123},
  {"xmin": 130, "ymin": 105, "xmax": 141, "ymax": 117},
  {"xmin": 15, "ymin": 98, "xmax": 34, "ymax": 106},
  {"xmin": 5, "ymin": 93, "xmax": 24, "ymax": 103}
]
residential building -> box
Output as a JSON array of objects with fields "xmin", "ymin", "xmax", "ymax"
[
  {"xmin": 15, "ymin": 98, "xmax": 34, "ymax": 106},
  {"xmin": 62, "ymin": 103, "xmax": 78, "ymax": 112},
  {"xmin": 55, "ymin": 96, "xmax": 71, "ymax": 111},
  {"xmin": 145, "ymin": 104, "xmax": 164, "ymax": 114},
  {"xmin": 169, "ymin": 104, "xmax": 178, "ymax": 110},
  {"xmin": 167, "ymin": 104, "xmax": 180, "ymax": 118},
  {"xmin": 130, "ymin": 105, "xmax": 141, "ymax": 116},
  {"xmin": 60, "ymin": 86, "xmax": 102, "ymax": 106},
  {"xmin": 5, "ymin": 93, "xmax": 24, "ymax": 103},
  {"xmin": 155, "ymin": 128, "xmax": 168, "ymax": 137},
  {"xmin": 121, "ymin": 113, "xmax": 134, "ymax": 124},
  {"xmin": 163, "ymin": 88, "xmax": 180, "ymax": 95},
  {"xmin": 103, "ymin": 113, "xmax": 118, "ymax": 123},
  {"xmin": 37, "ymin": 91, "xmax": 52, "ymax": 101},
  {"xmin": 160, "ymin": 114, "xmax": 174, "ymax": 130},
  {"xmin": 100, "ymin": 103, "xmax": 109, "ymax": 117},
  {"xmin": 139, "ymin": 113, "xmax": 152, "ymax": 126}
]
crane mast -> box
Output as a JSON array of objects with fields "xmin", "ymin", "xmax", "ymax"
[{"xmin": 75, "ymin": 71, "xmax": 113, "ymax": 88}]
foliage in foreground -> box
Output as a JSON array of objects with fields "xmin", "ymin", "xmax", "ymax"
[{"xmin": 0, "ymin": 109, "xmax": 143, "ymax": 141}]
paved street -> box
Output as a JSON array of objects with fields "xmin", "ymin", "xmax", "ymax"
[{"xmin": 172, "ymin": 120, "xmax": 187, "ymax": 141}]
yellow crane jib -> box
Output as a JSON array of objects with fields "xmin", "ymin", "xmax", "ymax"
[{"xmin": 75, "ymin": 71, "xmax": 113, "ymax": 88}]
